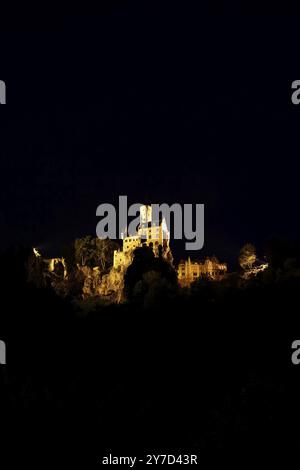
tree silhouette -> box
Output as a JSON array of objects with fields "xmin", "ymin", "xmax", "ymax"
[
  {"xmin": 124, "ymin": 245, "xmax": 177, "ymax": 303},
  {"xmin": 74, "ymin": 236, "xmax": 118, "ymax": 270},
  {"xmin": 239, "ymin": 243, "xmax": 256, "ymax": 271}
]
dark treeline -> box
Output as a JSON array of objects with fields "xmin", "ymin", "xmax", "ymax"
[{"xmin": 0, "ymin": 241, "xmax": 300, "ymax": 465}]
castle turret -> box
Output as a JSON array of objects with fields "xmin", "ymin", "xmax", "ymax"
[{"xmin": 139, "ymin": 205, "xmax": 152, "ymax": 225}]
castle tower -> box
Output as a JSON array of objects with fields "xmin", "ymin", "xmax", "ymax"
[
  {"xmin": 139, "ymin": 205, "xmax": 152, "ymax": 226},
  {"xmin": 113, "ymin": 203, "xmax": 173, "ymax": 269}
]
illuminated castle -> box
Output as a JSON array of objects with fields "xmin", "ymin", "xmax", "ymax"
[
  {"xmin": 31, "ymin": 204, "xmax": 228, "ymax": 302},
  {"xmin": 113, "ymin": 204, "xmax": 172, "ymax": 270},
  {"xmin": 177, "ymin": 256, "xmax": 227, "ymax": 287},
  {"xmin": 113, "ymin": 204, "xmax": 226, "ymax": 288}
]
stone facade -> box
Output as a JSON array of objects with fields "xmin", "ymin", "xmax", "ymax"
[{"xmin": 178, "ymin": 256, "xmax": 227, "ymax": 287}]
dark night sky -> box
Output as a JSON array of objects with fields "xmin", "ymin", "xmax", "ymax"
[{"xmin": 1, "ymin": 5, "xmax": 300, "ymax": 266}]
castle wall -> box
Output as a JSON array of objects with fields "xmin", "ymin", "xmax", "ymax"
[{"xmin": 178, "ymin": 257, "xmax": 227, "ymax": 287}]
